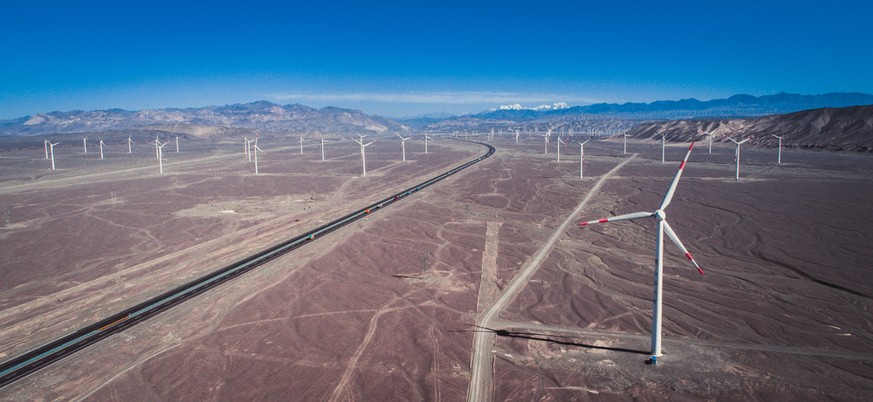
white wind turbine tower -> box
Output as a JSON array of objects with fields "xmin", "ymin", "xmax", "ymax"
[
  {"xmin": 99, "ymin": 139, "xmax": 106, "ymax": 160},
  {"xmin": 83, "ymin": 137, "xmax": 88, "ymax": 154},
  {"xmin": 579, "ymin": 142, "xmax": 704, "ymax": 364},
  {"xmin": 574, "ymin": 139, "xmax": 590, "ymax": 178},
  {"xmin": 353, "ymin": 138, "xmax": 375, "ymax": 177},
  {"xmin": 514, "ymin": 130, "xmax": 520, "ymax": 144},
  {"xmin": 624, "ymin": 133, "xmax": 629, "ymax": 155},
  {"xmin": 320, "ymin": 135, "xmax": 327, "ymax": 162},
  {"xmin": 48, "ymin": 141, "xmax": 60, "ymax": 170},
  {"xmin": 724, "ymin": 135, "xmax": 749, "ymax": 181},
  {"xmin": 705, "ymin": 132, "xmax": 714, "ymax": 155},
  {"xmin": 175, "ymin": 136, "xmax": 180, "ymax": 153},
  {"xmin": 154, "ymin": 135, "xmax": 160, "ymax": 160},
  {"xmin": 541, "ymin": 130, "xmax": 551, "ymax": 155},
  {"xmin": 44, "ymin": 140, "xmax": 49, "ymax": 159},
  {"xmin": 556, "ymin": 136, "xmax": 565, "ymax": 162},
  {"xmin": 660, "ymin": 134, "xmax": 666, "ymax": 164},
  {"xmin": 396, "ymin": 133, "xmax": 411, "ymax": 161},
  {"xmin": 771, "ymin": 134, "xmax": 783, "ymax": 164},
  {"xmin": 299, "ymin": 136, "xmax": 304, "ymax": 154},
  {"xmin": 253, "ymin": 142, "xmax": 265, "ymax": 175},
  {"xmin": 424, "ymin": 133, "xmax": 432, "ymax": 154},
  {"xmin": 127, "ymin": 135, "xmax": 134, "ymax": 154},
  {"xmin": 155, "ymin": 139, "xmax": 167, "ymax": 174}
]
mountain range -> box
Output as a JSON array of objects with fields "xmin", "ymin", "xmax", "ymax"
[
  {"xmin": 0, "ymin": 101, "xmax": 408, "ymax": 137},
  {"xmin": 3, "ymin": 92, "xmax": 872, "ymax": 138},
  {"xmin": 627, "ymin": 105, "xmax": 873, "ymax": 152}
]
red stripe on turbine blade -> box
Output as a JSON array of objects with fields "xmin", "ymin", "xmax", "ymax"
[
  {"xmin": 579, "ymin": 222, "xmax": 589, "ymax": 226},
  {"xmin": 599, "ymin": 218, "xmax": 609, "ymax": 223},
  {"xmin": 684, "ymin": 252, "xmax": 694, "ymax": 260},
  {"xmin": 679, "ymin": 161, "xmax": 687, "ymax": 170},
  {"xmin": 696, "ymin": 267, "xmax": 705, "ymax": 275},
  {"xmin": 688, "ymin": 142, "xmax": 695, "ymax": 151}
]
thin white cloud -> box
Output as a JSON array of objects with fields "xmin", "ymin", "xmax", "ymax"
[{"xmin": 268, "ymin": 91, "xmax": 600, "ymax": 105}]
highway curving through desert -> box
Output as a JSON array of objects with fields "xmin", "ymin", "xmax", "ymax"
[
  {"xmin": 467, "ymin": 155, "xmax": 637, "ymax": 402},
  {"xmin": 0, "ymin": 139, "xmax": 495, "ymax": 388}
]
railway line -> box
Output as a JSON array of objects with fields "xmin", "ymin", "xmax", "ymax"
[{"xmin": 0, "ymin": 139, "xmax": 495, "ymax": 388}]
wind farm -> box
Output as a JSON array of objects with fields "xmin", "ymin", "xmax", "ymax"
[
  {"xmin": 1, "ymin": 124, "xmax": 872, "ymax": 401},
  {"xmin": 1, "ymin": 1, "xmax": 872, "ymax": 399}
]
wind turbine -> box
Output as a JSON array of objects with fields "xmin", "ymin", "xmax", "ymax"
[
  {"xmin": 353, "ymin": 138, "xmax": 375, "ymax": 177},
  {"xmin": 253, "ymin": 142, "xmax": 265, "ymax": 175},
  {"xmin": 624, "ymin": 133, "xmax": 629, "ymax": 155},
  {"xmin": 705, "ymin": 132, "xmax": 714, "ymax": 155},
  {"xmin": 175, "ymin": 136, "xmax": 180, "ymax": 153},
  {"xmin": 541, "ymin": 130, "xmax": 551, "ymax": 155},
  {"xmin": 83, "ymin": 137, "xmax": 88, "ymax": 154},
  {"xmin": 44, "ymin": 140, "xmax": 49, "ymax": 159},
  {"xmin": 660, "ymin": 134, "xmax": 666, "ymax": 164},
  {"xmin": 48, "ymin": 141, "xmax": 60, "ymax": 170},
  {"xmin": 127, "ymin": 135, "xmax": 134, "ymax": 154},
  {"xmin": 424, "ymin": 133, "xmax": 432, "ymax": 154},
  {"xmin": 155, "ymin": 139, "xmax": 167, "ymax": 174},
  {"xmin": 771, "ymin": 134, "xmax": 783, "ymax": 164},
  {"xmin": 579, "ymin": 142, "xmax": 703, "ymax": 364},
  {"xmin": 724, "ymin": 135, "xmax": 749, "ymax": 181},
  {"xmin": 320, "ymin": 135, "xmax": 327, "ymax": 162},
  {"xmin": 154, "ymin": 135, "xmax": 160, "ymax": 160},
  {"xmin": 99, "ymin": 139, "xmax": 106, "ymax": 160},
  {"xmin": 299, "ymin": 136, "xmax": 304, "ymax": 154},
  {"xmin": 396, "ymin": 134, "xmax": 411, "ymax": 161},
  {"xmin": 514, "ymin": 130, "xmax": 520, "ymax": 144},
  {"xmin": 574, "ymin": 139, "xmax": 590, "ymax": 178},
  {"xmin": 557, "ymin": 136, "xmax": 565, "ymax": 162}
]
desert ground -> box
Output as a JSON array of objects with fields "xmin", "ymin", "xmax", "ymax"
[{"xmin": 1, "ymin": 132, "xmax": 872, "ymax": 401}]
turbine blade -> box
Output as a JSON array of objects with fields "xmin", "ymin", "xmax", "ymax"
[
  {"xmin": 663, "ymin": 221, "xmax": 704, "ymax": 275},
  {"xmin": 658, "ymin": 142, "xmax": 695, "ymax": 210},
  {"xmin": 579, "ymin": 211, "xmax": 652, "ymax": 226}
]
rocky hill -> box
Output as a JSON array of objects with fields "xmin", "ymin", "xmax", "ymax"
[
  {"xmin": 626, "ymin": 105, "xmax": 873, "ymax": 151},
  {"xmin": 0, "ymin": 101, "xmax": 409, "ymax": 137}
]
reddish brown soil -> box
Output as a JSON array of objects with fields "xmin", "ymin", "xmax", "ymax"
[{"xmin": 2, "ymin": 136, "xmax": 872, "ymax": 401}]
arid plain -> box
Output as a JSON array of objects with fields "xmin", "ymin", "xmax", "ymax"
[{"xmin": 1, "ymin": 133, "xmax": 872, "ymax": 400}]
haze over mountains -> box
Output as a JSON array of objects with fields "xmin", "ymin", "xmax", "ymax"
[{"xmin": 2, "ymin": 92, "xmax": 872, "ymax": 141}]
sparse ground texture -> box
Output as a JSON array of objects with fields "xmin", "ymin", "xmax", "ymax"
[{"xmin": 1, "ymin": 135, "xmax": 872, "ymax": 401}]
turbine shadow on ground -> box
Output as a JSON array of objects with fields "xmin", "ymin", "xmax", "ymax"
[{"xmin": 469, "ymin": 325, "xmax": 649, "ymax": 355}]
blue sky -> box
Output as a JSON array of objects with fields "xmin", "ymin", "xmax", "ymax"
[{"xmin": 2, "ymin": 0, "xmax": 871, "ymax": 119}]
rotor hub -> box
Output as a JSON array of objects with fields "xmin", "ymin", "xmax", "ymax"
[{"xmin": 654, "ymin": 210, "xmax": 666, "ymax": 221}]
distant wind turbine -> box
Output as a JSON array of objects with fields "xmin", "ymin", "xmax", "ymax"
[
  {"xmin": 574, "ymin": 139, "xmax": 590, "ymax": 178},
  {"xmin": 771, "ymin": 134, "xmax": 783, "ymax": 164},
  {"xmin": 579, "ymin": 142, "xmax": 704, "ymax": 364},
  {"xmin": 155, "ymin": 139, "xmax": 167, "ymax": 174},
  {"xmin": 48, "ymin": 141, "xmax": 60, "ymax": 170},
  {"xmin": 99, "ymin": 139, "xmax": 106, "ymax": 160},
  {"xmin": 557, "ymin": 136, "xmax": 565, "ymax": 162},
  {"xmin": 44, "ymin": 140, "xmax": 49, "ymax": 160},
  {"xmin": 723, "ymin": 135, "xmax": 750, "ymax": 181},
  {"xmin": 424, "ymin": 133, "xmax": 432, "ymax": 154},
  {"xmin": 353, "ymin": 138, "xmax": 375, "ymax": 177},
  {"xmin": 299, "ymin": 136, "xmax": 304, "ymax": 154},
  {"xmin": 396, "ymin": 134, "xmax": 411, "ymax": 161},
  {"xmin": 83, "ymin": 137, "xmax": 88, "ymax": 154},
  {"xmin": 253, "ymin": 142, "xmax": 265, "ymax": 175},
  {"xmin": 127, "ymin": 135, "xmax": 134, "ymax": 154},
  {"xmin": 660, "ymin": 134, "xmax": 666, "ymax": 164},
  {"xmin": 320, "ymin": 135, "xmax": 327, "ymax": 162}
]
